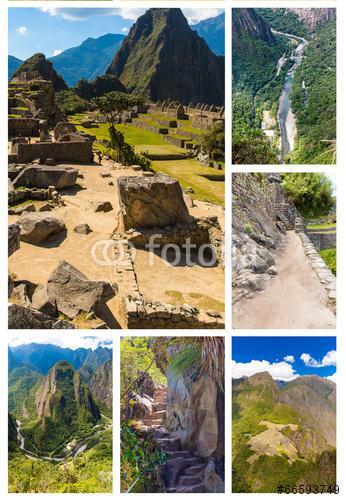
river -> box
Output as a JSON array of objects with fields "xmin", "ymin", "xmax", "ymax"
[
  {"xmin": 275, "ymin": 30, "xmax": 308, "ymax": 160},
  {"xmin": 15, "ymin": 418, "xmax": 112, "ymax": 463}
]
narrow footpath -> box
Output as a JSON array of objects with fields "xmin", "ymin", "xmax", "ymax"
[{"xmin": 233, "ymin": 231, "xmax": 336, "ymax": 329}]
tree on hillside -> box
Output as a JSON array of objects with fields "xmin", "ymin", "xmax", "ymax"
[
  {"xmin": 92, "ymin": 92, "xmax": 151, "ymax": 170},
  {"xmin": 281, "ymin": 173, "xmax": 335, "ymax": 218},
  {"xmin": 202, "ymin": 121, "xmax": 225, "ymax": 162}
]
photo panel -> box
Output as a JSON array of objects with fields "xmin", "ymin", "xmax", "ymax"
[{"xmin": 8, "ymin": 6, "xmax": 225, "ymax": 331}]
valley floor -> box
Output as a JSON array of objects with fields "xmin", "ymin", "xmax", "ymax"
[{"xmin": 233, "ymin": 231, "xmax": 336, "ymax": 329}]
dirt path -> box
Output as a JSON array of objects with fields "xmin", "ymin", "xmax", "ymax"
[{"xmin": 233, "ymin": 231, "xmax": 336, "ymax": 329}]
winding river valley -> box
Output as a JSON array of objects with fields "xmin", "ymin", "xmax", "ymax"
[
  {"xmin": 16, "ymin": 417, "xmax": 111, "ymax": 463},
  {"xmin": 275, "ymin": 30, "xmax": 308, "ymax": 160}
]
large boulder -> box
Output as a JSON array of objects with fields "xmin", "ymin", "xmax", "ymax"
[
  {"xmin": 13, "ymin": 165, "xmax": 79, "ymax": 189},
  {"xmin": 8, "ymin": 224, "xmax": 20, "ymax": 256},
  {"xmin": 53, "ymin": 121, "xmax": 76, "ymax": 141},
  {"xmin": 18, "ymin": 213, "xmax": 66, "ymax": 245},
  {"xmin": 47, "ymin": 260, "xmax": 117, "ymax": 319},
  {"xmin": 8, "ymin": 303, "xmax": 74, "ymax": 329},
  {"xmin": 118, "ymin": 174, "xmax": 193, "ymax": 230}
]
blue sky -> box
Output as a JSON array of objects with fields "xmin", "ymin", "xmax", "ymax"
[
  {"xmin": 9, "ymin": 8, "xmax": 224, "ymax": 60},
  {"xmin": 232, "ymin": 336, "xmax": 336, "ymax": 382},
  {"xmin": 8, "ymin": 332, "xmax": 113, "ymax": 350}
]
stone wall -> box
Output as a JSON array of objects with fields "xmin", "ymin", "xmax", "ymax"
[
  {"xmin": 8, "ymin": 118, "xmax": 40, "ymax": 139},
  {"xmin": 298, "ymin": 232, "xmax": 336, "ymax": 309},
  {"xmin": 307, "ymin": 231, "xmax": 336, "ymax": 251},
  {"xmin": 16, "ymin": 141, "xmax": 93, "ymax": 164},
  {"xmin": 114, "ymin": 242, "xmax": 224, "ymax": 329}
]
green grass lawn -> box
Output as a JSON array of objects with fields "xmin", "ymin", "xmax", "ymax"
[
  {"xmin": 307, "ymin": 222, "xmax": 336, "ymax": 230},
  {"xmin": 152, "ymin": 159, "xmax": 224, "ymax": 205},
  {"xmin": 319, "ymin": 248, "xmax": 336, "ymax": 275},
  {"xmin": 71, "ymin": 113, "xmax": 224, "ymax": 205}
]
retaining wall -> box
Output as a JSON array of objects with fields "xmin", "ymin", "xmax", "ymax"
[{"xmin": 16, "ymin": 141, "xmax": 93, "ymax": 164}]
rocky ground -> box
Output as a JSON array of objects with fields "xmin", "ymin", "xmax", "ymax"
[{"xmin": 9, "ymin": 156, "xmax": 225, "ymax": 328}]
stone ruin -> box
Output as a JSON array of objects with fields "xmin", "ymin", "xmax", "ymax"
[
  {"xmin": 111, "ymin": 173, "xmax": 225, "ymax": 329},
  {"xmin": 12, "ymin": 164, "xmax": 79, "ymax": 190}
]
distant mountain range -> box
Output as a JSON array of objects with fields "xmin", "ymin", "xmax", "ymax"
[
  {"xmin": 8, "ymin": 11, "xmax": 225, "ymax": 92},
  {"xmin": 233, "ymin": 371, "xmax": 336, "ymax": 492},
  {"xmin": 192, "ymin": 12, "xmax": 225, "ymax": 56}
]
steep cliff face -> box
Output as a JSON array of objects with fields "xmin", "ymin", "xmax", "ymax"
[
  {"xmin": 232, "ymin": 174, "xmax": 295, "ymax": 302},
  {"xmin": 90, "ymin": 360, "xmax": 113, "ymax": 408},
  {"xmin": 233, "ymin": 8, "xmax": 275, "ymax": 47},
  {"xmin": 288, "ymin": 8, "xmax": 336, "ymax": 30},
  {"xmin": 12, "ymin": 53, "xmax": 68, "ymax": 91},
  {"xmin": 35, "ymin": 361, "xmax": 100, "ymax": 424},
  {"xmin": 107, "ymin": 8, "xmax": 225, "ymax": 105}
]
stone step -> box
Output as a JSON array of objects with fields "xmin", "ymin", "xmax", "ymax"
[
  {"xmin": 178, "ymin": 474, "xmax": 204, "ymax": 487},
  {"xmin": 166, "ymin": 450, "xmax": 191, "ymax": 459},
  {"xmin": 141, "ymin": 418, "xmax": 164, "ymax": 425},
  {"xmin": 152, "ymin": 428, "xmax": 170, "ymax": 439},
  {"xmin": 185, "ymin": 457, "xmax": 202, "ymax": 466},
  {"xmin": 151, "ymin": 410, "xmax": 166, "ymax": 418},
  {"xmin": 155, "ymin": 437, "xmax": 180, "ymax": 452},
  {"xmin": 167, "ymin": 484, "xmax": 205, "ymax": 494},
  {"xmin": 184, "ymin": 464, "xmax": 206, "ymax": 475},
  {"xmin": 153, "ymin": 402, "xmax": 166, "ymax": 411}
]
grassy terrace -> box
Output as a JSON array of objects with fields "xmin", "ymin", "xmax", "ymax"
[
  {"xmin": 306, "ymin": 222, "xmax": 336, "ymax": 230},
  {"xmin": 70, "ymin": 113, "xmax": 224, "ymax": 206}
]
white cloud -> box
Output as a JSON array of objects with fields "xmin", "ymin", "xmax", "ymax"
[
  {"xmin": 232, "ymin": 359, "xmax": 299, "ymax": 382},
  {"xmin": 39, "ymin": 7, "xmax": 223, "ymax": 26},
  {"xmin": 121, "ymin": 27, "xmax": 129, "ymax": 33},
  {"xmin": 300, "ymin": 350, "xmax": 336, "ymax": 368},
  {"xmin": 183, "ymin": 8, "xmax": 224, "ymax": 25},
  {"xmin": 8, "ymin": 332, "xmax": 113, "ymax": 351},
  {"xmin": 284, "ymin": 355, "xmax": 295, "ymax": 363},
  {"xmin": 16, "ymin": 26, "xmax": 28, "ymax": 36},
  {"xmin": 53, "ymin": 49, "xmax": 62, "ymax": 56},
  {"xmin": 326, "ymin": 372, "xmax": 337, "ymax": 384},
  {"xmin": 39, "ymin": 7, "xmax": 144, "ymax": 22}
]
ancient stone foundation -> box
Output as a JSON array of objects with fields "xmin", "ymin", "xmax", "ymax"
[
  {"xmin": 15, "ymin": 141, "xmax": 93, "ymax": 164},
  {"xmin": 13, "ymin": 165, "xmax": 79, "ymax": 189}
]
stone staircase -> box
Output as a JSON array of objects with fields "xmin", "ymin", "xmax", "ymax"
[
  {"xmin": 294, "ymin": 216, "xmax": 306, "ymax": 234},
  {"xmin": 274, "ymin": 199, "xmax": 296, "ymax": 230},
  {"xmin": 139, "ymin": 386, "xmax": 207, "ymax": 493}
]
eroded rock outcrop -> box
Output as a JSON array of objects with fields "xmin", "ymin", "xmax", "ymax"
[
  {"xmin": 47, "ymin": 260, "xmax": 117, "ymax": 319},
  {"xmin": 118, "ymin": 174, "xmax": 193, "ymax": 231},
  {"xmin": 8, "ymin": 223, "xmax": 20, "ymax": 256},
  {"xmin": 18, "ymin": 213, "xmax": 66, "ymax": 245}
]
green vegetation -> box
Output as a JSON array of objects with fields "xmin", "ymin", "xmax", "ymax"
[
  {"xmin": 55, "ymin": 90, "xmax": 90, "ymax": 115},
  {"xmin": 281, "ymin": 173, "xmax": 335, "ymax": 218},
  {"xmin": 120, "ymin": 338, "xmax": 167, "ymax": 392},
  {"xmin": 307, "ymin": 222, "xmax": 336, "ymax": 230},
  {"xmin": 8, "ymin": 366, "xmax": 42, "ymax": 420},
  {"xmin": 74, "ymin": 75, "xmax": 126, "ymax": 100},
  {"xmin": 201, "ymin": 121, "xmax": 225, "ymax": 162},
  {"xmin": 319, "ymin": 249, "xmax": 336, "ymax": 275},
  {"xmin": 288, "ymin": 20, "xmax": 336, "ymax": 164},
  {"xmin": 92, "ymin": 92, "xmax": 152, "ymax": 170},
  {"xmin": 232, "ymin": 379, "xmax": 336, "ymax": 492},
  {"xmin": 258, "ymin": 9, "xmax": 309, "ymax": 38},
  {"xmin": 120, "ymin": 423, "xmax": 166, "ymax": 493},
  {"xmin": 152, "ymin": 159, "xmax": 224, "ymax": 205},
  {"xmin": 9, "ymin": 427, "xmax": 112, "ymax": 493}
]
